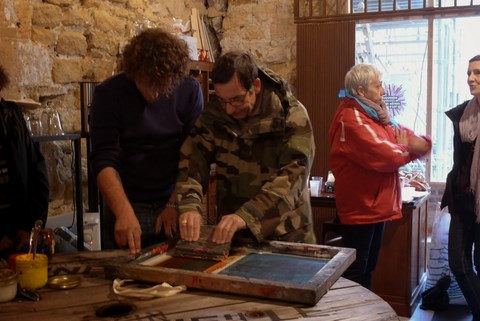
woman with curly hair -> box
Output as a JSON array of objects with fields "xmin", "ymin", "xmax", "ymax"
[{"xmin": 89, "ymin": 28, "xmax": 204, "ymax": 254}]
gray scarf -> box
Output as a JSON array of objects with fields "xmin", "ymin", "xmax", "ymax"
[
  {"xmin": 459, "ymin": 96, "xmax": 480, "ymax": 223},
  {"xmin": 355, "ymin": 95, "xmax": 391, "ymax": 125}
]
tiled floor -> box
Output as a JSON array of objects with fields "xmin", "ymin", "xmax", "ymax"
[{"xmin": 399, "ymin": 304, "xmax": 472, "ymax": 321}]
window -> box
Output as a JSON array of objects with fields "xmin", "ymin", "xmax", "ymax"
[
  {"xmin": 294, "ymin": 0, "xmax": 480, "ymax": 183},
  {"xmin": 432, "ymin": 17, "xmax": 479, "ymax": 182},
  {"xmin": 355, "ymin": 16, "xmax": 480, "ymax": 182}
]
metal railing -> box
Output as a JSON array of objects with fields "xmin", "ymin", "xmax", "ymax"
[{"xmin": 294, "ymin": 0, "xmax": 480, "ymax": 22}]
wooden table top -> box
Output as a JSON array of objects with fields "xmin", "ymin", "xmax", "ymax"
[{"xmin": 0, "ymin": 251, "xmax": 399, "ymax": 321}]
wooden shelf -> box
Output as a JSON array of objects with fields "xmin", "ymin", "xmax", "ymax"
[
  {"xmin": 32, "ymin": 133, "xmax": 80, "ymax": 142},
  {"xmin": 188, "ymin": 60, "xmax": 213, "ymax": 72},
  {"xmin": 189, "ymin": 60, "xmax": 213, "ymax": 104}
]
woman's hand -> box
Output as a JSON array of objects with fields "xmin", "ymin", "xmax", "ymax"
[
  {"xmin": 395, "ymin": 128, "xmax": 408, "ymax": 145},
  {"xmin": 407, "ymin": 135, "xmax": 431, "ymax": 155}
]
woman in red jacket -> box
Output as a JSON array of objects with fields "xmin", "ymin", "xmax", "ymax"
[{"xmin": 329, "ymin": 63, "xmax": 431, "ymax": 289}]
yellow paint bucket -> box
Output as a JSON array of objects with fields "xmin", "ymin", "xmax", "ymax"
[{"xmin": 15, "ymin": 253, "xmax": 48, "ymax": 289}]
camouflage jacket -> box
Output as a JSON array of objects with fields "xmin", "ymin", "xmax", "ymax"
[{"xmin": 176, "ymin": 68, "xmax": 316, "ymax": 244}]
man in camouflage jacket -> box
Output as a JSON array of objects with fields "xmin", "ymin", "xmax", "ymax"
[{"xmin": 175, "ymin": 51, "xmax": 316, "ymax": 245}]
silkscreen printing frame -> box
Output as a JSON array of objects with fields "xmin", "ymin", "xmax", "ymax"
[{"xmin": 106, "ymin": 241, "xmax": 355, "ymax": 305}]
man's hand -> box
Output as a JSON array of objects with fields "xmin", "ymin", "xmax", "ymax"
[
  {"xmin": 155, "ymin": 206, "xmax": 178, "ymax": 237},
  {"xmin": 178, "ymin": 211, "xmax": 202, "ymax": 241},
  {"xmin": 114, "ymin": 211, "xmax": 142, "ymax": 254},
  {"xmin": 212, "ymin": 214, "xmax": 247, "ymax": 244},
  {"xmin": 96, "ymin": 167, "xmax": 142, "ymax": 254}
]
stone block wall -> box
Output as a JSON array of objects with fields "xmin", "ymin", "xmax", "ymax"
[{"xmin": 0, "ymin": 0, "xmax": 297, "ymax": 216}]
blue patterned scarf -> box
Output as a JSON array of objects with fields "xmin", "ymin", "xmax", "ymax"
[{"xmin": 338, "ymin": 89, "xmax": 399, "ymax": 128}]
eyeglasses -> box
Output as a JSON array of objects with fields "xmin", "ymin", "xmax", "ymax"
[{"xmin": 214, "ymin": 90, "xmax": 251, "ymax": 108}]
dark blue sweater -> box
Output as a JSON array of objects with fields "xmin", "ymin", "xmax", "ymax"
[{"xmin": 89, "ymin": 73, "xmax": 203, "ymax": 202}]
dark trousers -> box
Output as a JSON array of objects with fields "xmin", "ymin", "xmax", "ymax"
[
  {"xmin": 101, "ymin": 201, "xmax": 168, "ymax": 250},
  {"xmin": 341, "ymin": 221, "xmax": 386, "ymax": 289},
  {"xmin": 448, "ymin": 211, "xmax": 480, "ymax": 320}
]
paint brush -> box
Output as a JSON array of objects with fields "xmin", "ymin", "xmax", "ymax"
[{"xmin": 133, "ymin": 240, "xmax": 174, "ymax": 263}]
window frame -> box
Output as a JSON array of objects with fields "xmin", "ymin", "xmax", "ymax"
[{"xmin": 295, "ymin": 1, "xmax": 480, "ymax": 184}]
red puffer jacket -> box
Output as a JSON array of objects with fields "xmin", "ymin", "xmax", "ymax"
[{"xmin": 329, "ymin": 97, "xmax": 431, "ymax": 225}]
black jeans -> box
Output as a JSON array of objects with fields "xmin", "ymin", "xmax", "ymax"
[
  {"xmin": 341, "ymin": 221, "xmax": 386, "ymax": 289},
  {"xmin": 101, "ymin": 201, "xmax": 168, "ymax": 250},
  {"xmin": 448, "ymin": 211, "xmax": 480, "ymax": 320}
]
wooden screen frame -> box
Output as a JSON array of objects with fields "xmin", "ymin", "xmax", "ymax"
[{"xmin": 105, "ymin": 241, "xmax": 355, "ymax": 306}]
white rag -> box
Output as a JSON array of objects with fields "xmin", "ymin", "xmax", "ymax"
[{"xmin": 112, "ymin": 278, "xmax": 186, "ymax": 299}]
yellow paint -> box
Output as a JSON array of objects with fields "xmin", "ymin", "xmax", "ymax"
[{"xmin": 15, "ymin": 254, "xmax": 48, "ymax": 289}]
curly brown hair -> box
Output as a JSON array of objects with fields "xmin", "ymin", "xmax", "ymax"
[
  {"xmin": 120, "ymin": 28, "xmax": 190, "ymax": 96},
  {"xmin": 0, "ymin": 64, "xmax": 10, "ymax": 92}
]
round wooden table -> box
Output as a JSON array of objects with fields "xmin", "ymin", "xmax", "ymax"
[{"xmin": 0, "ymin": 251, "xmax": 399, "ymax": 321}]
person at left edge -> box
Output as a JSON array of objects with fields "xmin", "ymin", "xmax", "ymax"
[
  {"xmin": 0, "ymin": 64, "xmax": 49, "ymax": 260},
  {"xmin": 89, "ymin": 28, "xmax": 204, "ymax": 254}
]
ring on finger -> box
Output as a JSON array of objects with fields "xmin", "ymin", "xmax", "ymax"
[{"xmin": 181, "ymin": 219, "xmax": 188, "ymax": 225}]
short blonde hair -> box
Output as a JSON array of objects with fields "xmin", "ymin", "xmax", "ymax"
[{"xmin": 344, "ymin": 63, "xmax": 382, "ymax": 96}]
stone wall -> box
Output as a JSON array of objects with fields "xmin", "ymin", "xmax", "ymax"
[{"xmin": 0, "ymin": 0, "xmax": 297, "ymax": 216}]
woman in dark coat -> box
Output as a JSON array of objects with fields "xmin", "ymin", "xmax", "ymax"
[{"xmin": 441, "ymin": 55, "xmax": 480, "ymax": 321}]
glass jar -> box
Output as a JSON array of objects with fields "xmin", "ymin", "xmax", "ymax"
[
  {"xmin": 41, "ymin": 104, "xmax": 64, "ymax": 136},
  {"xmin": 0, "ymin": 268, "xmax": 18, "ymax": 302},
  {"xmin": 15, "ymin": 253, "xmax": 48, "ymax": 290},
  {"xmin": 29, "ymin": 113, "xmax": 43, "ymax": 136}
]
